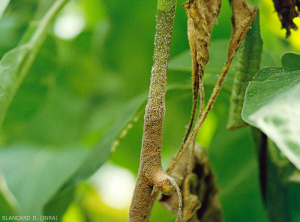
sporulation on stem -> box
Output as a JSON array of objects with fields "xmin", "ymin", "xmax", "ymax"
[{"xmin": 129, "ymin": 0, "xmax": 258, "ymax": 221}]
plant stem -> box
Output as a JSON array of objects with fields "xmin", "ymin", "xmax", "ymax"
[{"xmin": 128, "ymin": 1, "xmax": 179, "ymax": 221}]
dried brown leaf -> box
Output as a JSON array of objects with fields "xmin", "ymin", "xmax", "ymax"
[
  {"xmin": 178, "ymin": 0, "xmax": 222, "ymax": 168},
  {"xmin": 228, "ymin": 0, "xmax": 257, "ymax": 59},
  {"xmin": 297, "ymin": 0, "xmax": 300, "ymax": 9},
  {"xmin": 160, "ymin": 144, "xmax": 223, "ymax": 222},
  {"xmin": 185, "ymin": 0, "xmax": 222, "ymax": 72},
  {"xmin": 160, "ymin": 2, "xmax": 258, "ymax": 221},
  {"xmin": 272, "ymin": 0, "xmax": 299, "ymax": 37},
  {"xmin": 181, "ymin": 3, "xmax": 200, "ymax": 145}
]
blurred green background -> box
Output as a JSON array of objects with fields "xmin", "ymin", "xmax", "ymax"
[{"xmin": 0, "ymin": 0, "xmax": 299, "ymax": 221}]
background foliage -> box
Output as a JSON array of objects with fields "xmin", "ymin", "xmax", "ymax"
[{"xmin": 0, "ymin": 0, "xmax": 299, "ymax": 221}]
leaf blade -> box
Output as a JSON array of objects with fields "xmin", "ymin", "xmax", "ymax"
[
  {"xmin": 242, "ymin": 67, "xmax": 300, "ymax": 170},
  {"xmin": 52, "ymin": 94, "xmax": 147, "ymax": 195},
  {"xmin": 0, "ymin": 0, "xmax": 10, "ymax": 20},
  {"xmin": 281, "ymin": 52, "xmax": 300, "ymax": 69},
  {"xmin": 0, "ymin": 0, "xmax": 68, "ymax": 127},
  {"xmin": 0, "ymin": 145, "xmax": 88, "ymax": 217}
]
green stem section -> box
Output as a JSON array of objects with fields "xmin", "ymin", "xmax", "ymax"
[
  {"xmin": 252, "ymin": 128, "xmax": 291, "ymax": 222},
  {"xmin": 129, "ymin": 2, "xmax": 178, "ymax": 222},
  {"xmin": 0, "ymin": 0, "xmax": 68, "ymax": 127},
  {"xmin": 265, "ymin": 139, "xmax": 290, "ymax": 222},
  {"xmin": 227, "ymin": 10, "xmax": 263, "ymax": 129},
  {"xmin": 157, "ymin": 0, "xmax": 176, "ymax": 11}
]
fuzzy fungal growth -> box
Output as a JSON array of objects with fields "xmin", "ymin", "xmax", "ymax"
[
  {"xmin": 130, "ymin": 1, "xmax": 259, "ymax": 221},
  {"xmin": 128, "ymin": 3, "xmax": 182, "ymax": 222}
]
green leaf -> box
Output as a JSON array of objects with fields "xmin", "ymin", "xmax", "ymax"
[
  {"xmin": 0, "ymin": 145, "xmax": 88, "ymax": 217},
  {"xmin": 0, "ymin": 0, "xmax": 68, "ymax": 127},
  {"xmin": 3, "ymin": 36, "xmax": 56, "ymax": 131},
  {"xmin": 0, "ymin": 0, "xmax": 10, "ymax": 20},
  {"xmin": 0, "ymin": 45, "xmax": 32, "ymax": 126},
  {"xmin": 52, "ymin": 94, "xmax": 147, "ymax": 196},
  {"xmin": 264, "ymin": 139, "xmax": 300, "ymax": 222},
  {"xmin": 43, "ymin": 187, "xmax": 75, "ymax": 222},
  {"xmin": 281, "ymin": 53, "xmax": 300, "ymax": 69},
  {"xmin": 242, "ymin": 67, "xmax": 300, "ymax": 170},
  {"xmin": 208, "ymin": 90, "xmax": 267, "ymax": 222},
  {"xmin": 16, "ymin": 87, "xmax": 91, "ymax": 146}
]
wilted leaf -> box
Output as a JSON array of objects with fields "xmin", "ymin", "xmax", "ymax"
[
  {"xmin": 179, "ymin": 0, "xmax": 257, "ymax": 153},
  {"xmin": 183, "ymin": 0, "xmax": 222, "ymax": 127},
  {"xmin": 228, "ymin": 0, "xmax": 257, "ymax": 59},
  {"xmin": 160, "ymin": 144, "xmax": 223, "ymax": 222},
  {"xmin": 242, "ymin": 67, "xmax": 300, "ymax": 170},
  {"xmin": 272, "ymin": 0, "xmax": 299, "ymax": 37},
  {"xmin": 184, "ymin": 0, "xmax": 222, "ymax": 73},
  {"xmin": 182, "ymin": 1, "xmax": 202, "ymax": 145}
]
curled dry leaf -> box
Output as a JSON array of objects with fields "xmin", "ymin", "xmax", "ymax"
[
  {"xmin": 180, "ymin": 3, "xmax": 200, "ymax": 146},
  {"xmin": 202, "ymin": 0, "xmax": 257, "ymax": 118},
  {"xmin": 184, "ymin": 0, "xmax": 222, "ymax": 74},
  {"xmin": 160, "ymin": 144, "xmax": 223, "ymax": 222},
  {"xmin": 183, "ymin": 0, "xmax": 257, "ymax": 145},
  {"xmin": 208, "ymin": 0, "xmax": 257, "ymax": 106},
  {"xmin": 272, "ymin": 0, "xmax": 300, "ymax": 37},
  {"xmin": 228, "ymin": 0, "xmax": 257, "ymax": 60},
  {"xmin": 178, "ymin": 0, "xmax": 222, "ymax": 169},
  {"xmin": 164, "ymin": 4, "xmax": 258, "ymax": 213},
  {"xmin": 167, "ymin": 0, "xmax": 257, "ymax": 181},
  {"xmin": 150, "ymin": 1, "xmax": 258, "ymax": 220}
]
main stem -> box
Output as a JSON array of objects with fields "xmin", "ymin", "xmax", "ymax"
[{"xmin": 128, "ymin": 1, "xmax": 177, "ymax": 221}]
